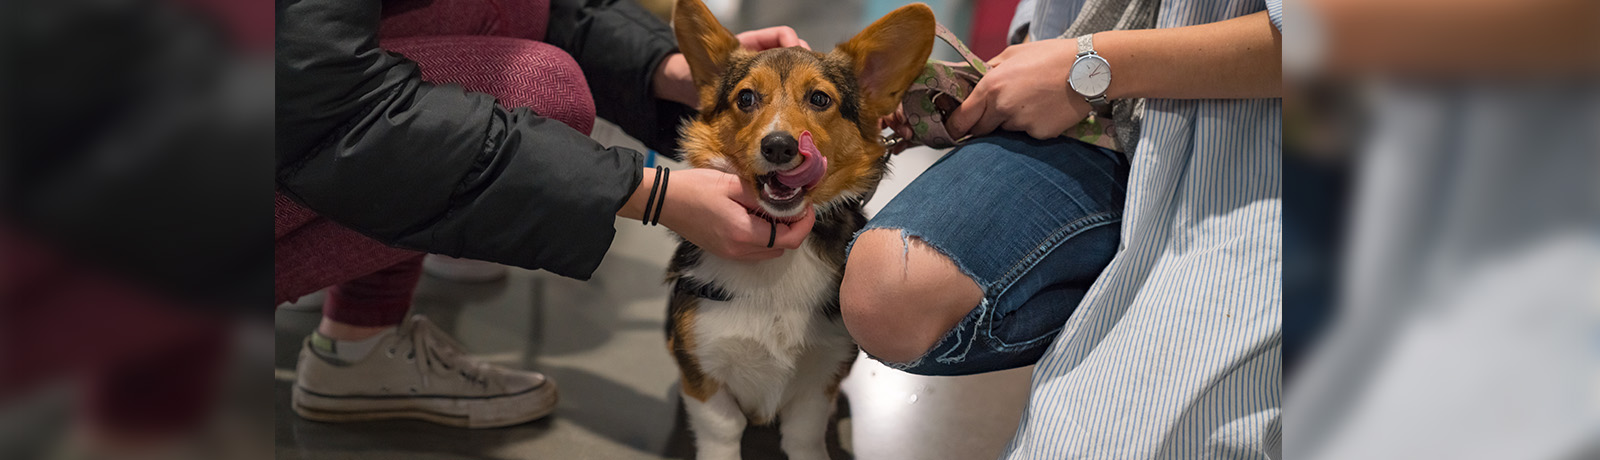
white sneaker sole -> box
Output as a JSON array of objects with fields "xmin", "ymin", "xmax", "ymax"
[{"xmin": 291, "ymin": 382, "xmax": 557, "ymax": 429}]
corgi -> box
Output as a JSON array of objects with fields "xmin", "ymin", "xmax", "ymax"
[{"xmin": 664, "ymin": 0, "xmax": 935, "ymax": 459}]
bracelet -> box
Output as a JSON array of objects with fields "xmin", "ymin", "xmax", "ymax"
[
  {"xmin": 642, "ymin": 166, "xmax": 663, "ymax": 226},
  {"xmin": 650, "ymin": 167, "xmax": 670, "ymax": 226}
]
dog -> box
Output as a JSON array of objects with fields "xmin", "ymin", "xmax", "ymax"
[{"xmin": 664, "ymin": 1, "xmax": 935, "ymax": 459}]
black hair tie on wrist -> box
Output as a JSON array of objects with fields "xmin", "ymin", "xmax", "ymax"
[
  {"xmin": 642, "ymin": 166, "xmax": 663, "ymax": 226},
  {"xmin": 650, "ymin": 167, "xmax": 670, "ymax": 226},
  {"xmin": 767, "ymin": 220, "xmax": 776, "ymax": 248}
]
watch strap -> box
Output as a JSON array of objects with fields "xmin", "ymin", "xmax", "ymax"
[
  {"xmin": 1073, "ymin": 34, "xmax": 1113, "ymax": 119},
  {"xmin": 1086, "ymin": 95, "xmax": 1112, "ymax": 119}
]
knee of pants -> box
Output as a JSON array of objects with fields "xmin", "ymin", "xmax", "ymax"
[{"xmin": 839, "ymin": 234, "xmax": 979, "ymax": 364}]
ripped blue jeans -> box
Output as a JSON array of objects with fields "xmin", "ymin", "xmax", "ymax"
[{"xmin": 849, "ymin": 133, "xmax": 1128, "ymax": 376}]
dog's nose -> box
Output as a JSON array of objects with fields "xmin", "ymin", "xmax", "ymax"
[{"xmin": 761, "ymin": 131, "xmax": 799, "ymax": 165}]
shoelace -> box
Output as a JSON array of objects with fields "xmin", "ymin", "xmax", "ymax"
[{"xmin": 396, "ymin": 320, "xmax": 494, "ymax": 390}]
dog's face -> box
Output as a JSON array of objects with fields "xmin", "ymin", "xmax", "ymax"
[{"xmin": 674, "ymin": 0, "xmax": 935, "ymax": 219}]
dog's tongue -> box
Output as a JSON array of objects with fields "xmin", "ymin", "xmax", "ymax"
[{"xmin": 777, "ymin": 131, "xmax": 827, "ymax": 189}]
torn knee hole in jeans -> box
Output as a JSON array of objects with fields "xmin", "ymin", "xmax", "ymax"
[
  {"xmin": 871, "ymin": 227, "xmax": 916, "ymax": 279},
  {"xmin": 878, "ymin": 228, "xmax": 968, "ymax": 283}
]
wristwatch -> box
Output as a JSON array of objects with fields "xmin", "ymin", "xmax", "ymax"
[{"xmin": 1069, "ymin": 34, "xmax": 1114, "ymax": 119}]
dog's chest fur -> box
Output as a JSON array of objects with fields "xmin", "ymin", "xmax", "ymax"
[
  {"xmin": 667, "ymin": 203, "xmax": 864, "ymax": 422},
  {"xmin": 685, "ymin": 240, "xmax": 838, "ymax": 349}
]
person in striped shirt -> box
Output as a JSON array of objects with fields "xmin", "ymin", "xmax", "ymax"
[{"xmin": 842, "ymin": 0, "xmax": 1283, "ymax": 457}]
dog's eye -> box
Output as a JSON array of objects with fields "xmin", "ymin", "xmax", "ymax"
[
  {"xmin": 736, "ymin": 89, "xmax": 757, "ymax": 111},
  {"xmin": 808, "ymin": 90, "xmax": 832, "ymax": 110}
]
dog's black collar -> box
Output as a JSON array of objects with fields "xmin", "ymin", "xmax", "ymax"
[{"xmin": 674, "ymin": 276, "xmax": 734, "ymax": 302}]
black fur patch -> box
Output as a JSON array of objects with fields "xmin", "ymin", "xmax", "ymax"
[
  {"xmin": 820, "ymin": 57, "xmax": 864, "ymax": 126},
  {"xmin": 674, "ymin": 277, "xmax": 734, "ymax": 302},
  {"xmin": 704, "ymin": 55, "xmax": 756, "ymax": 119},
  {"xmin": 808, "ymin": 198, "xmax": 868, "ymax": 269},
  {"xmin": 808, "ymin": 199, "xmax": 868, "ymax": 320},
  {"xmin": 664, "ymin": 240, "xmax": 702, "ymax": 337},
  {"xmin": 665, "ymin": 289, "xmax": 715, "ymax": 399},
  {"xmin": 666, "ymin": 239, "xmax": 702, "ymax": 274},
  {"xmin": 762, "ymin": 49, "xmax": 807, "ymax": 84}
]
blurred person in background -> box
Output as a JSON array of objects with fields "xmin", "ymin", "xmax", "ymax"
[
  {"xmin": 1281, "ymin": 81, "xmax": 1357, "ymax": 378},
  {"xmin": 3, "ymin": 0, "xmax": 271, "ymax": 457},
  {"xmin": 276, "ymin": 0, "xmax": 816, "ymax": 429},
  {"xmin": 1282, "ymin": 0, "xmax": 1600, "ymax": 458},
  {"xmin": 851, "ymin": 0, "xmax": 1283, "ymax": 456}
]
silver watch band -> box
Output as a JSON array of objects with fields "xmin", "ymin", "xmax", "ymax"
[
  {"xmin": 1073, "ymin": 34, "xmax": 1113, "ymax": 119},
  {"xmin": 1076, "ymin": 34, "xmax": 1095, "ymax": 57}
]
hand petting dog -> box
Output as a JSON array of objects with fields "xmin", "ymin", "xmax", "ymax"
[
  {"xmin": 662, "ymin": 169, "xmax": 816, "ymax": 261},
  {"xmin": 618, "ymin": 168, "xmax": 815, "ymax": 262}
]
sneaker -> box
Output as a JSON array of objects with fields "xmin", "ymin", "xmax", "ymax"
[
  {"xmin": 291, "ymin": 315, "xmax": 556, "ymax": 428},
  {"xmin": 422, "ymin": 255, "xmax": 508, "ymax": 283}
]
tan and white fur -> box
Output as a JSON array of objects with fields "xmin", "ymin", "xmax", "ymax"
[{"xmin": 664, "ymin": 1, "xmax": 936, "ymax": 459}]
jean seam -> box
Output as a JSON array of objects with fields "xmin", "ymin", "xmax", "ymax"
[{"xmin": 980, "ymin": 211, "xmax": 1122, "ymax": 351}]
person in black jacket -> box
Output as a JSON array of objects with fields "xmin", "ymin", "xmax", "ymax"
[{"xmin": 277, "ymin": 0, "xmax": 814, "ymax": 428}]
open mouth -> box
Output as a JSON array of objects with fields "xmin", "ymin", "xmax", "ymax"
[
  {"xmin": 754, "ymin": 131, "xmax": 828, "ymax": 214},
  {"xmin": 757, "ymin": 172, "xmax": 808, "ymax": 209}
]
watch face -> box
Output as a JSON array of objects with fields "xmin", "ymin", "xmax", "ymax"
[{"xmin": 1070, "ymin": 55, "xmax": 1111, "ymax": 97}]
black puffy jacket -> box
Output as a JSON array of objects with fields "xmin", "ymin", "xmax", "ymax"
[{"xmin": 276, "ymin": 0, "xmax": 693, "ymax": 280}]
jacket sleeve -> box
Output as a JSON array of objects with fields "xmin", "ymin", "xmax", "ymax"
[
  {"xmin": 275, "ymin": 0, "xmax": 641, "ymax": 280},
  {"xmin": 545, "ymin": 0, "xmax": 696, "ymax": 157}
]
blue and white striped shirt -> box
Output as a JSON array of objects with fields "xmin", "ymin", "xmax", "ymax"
[{"xmin": 1000, "ymin": 0, "xmax": 1283, "ymax": 458}]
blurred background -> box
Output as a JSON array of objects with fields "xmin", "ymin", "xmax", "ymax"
[
  {"xmin": 3, "ymin": 0, "xmax": 1598, "ymax": 458},
  {"xmin": 1281, "ymin": 1, "xmax": 1599, "ymax": 459},
  {"xmin": 3, "ymin": 0, "xmax": 274, "ymax": 458}
]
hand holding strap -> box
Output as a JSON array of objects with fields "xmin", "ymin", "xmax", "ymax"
[
  {"xmin": 895, "ymin": 23, "xmax": 988, "ymax": 149},
  {"xmin": 894, "ymin": 24, "xmax": 1122, "ymax": 151}
]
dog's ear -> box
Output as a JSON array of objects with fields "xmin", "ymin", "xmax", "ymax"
[
  {"xmin": 673, "ymin": 0, "xmax": 741, "ymax": 90},
  {"xmin": 836, "ymin": 3, "xmax": 936, "ymax": 119}
]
